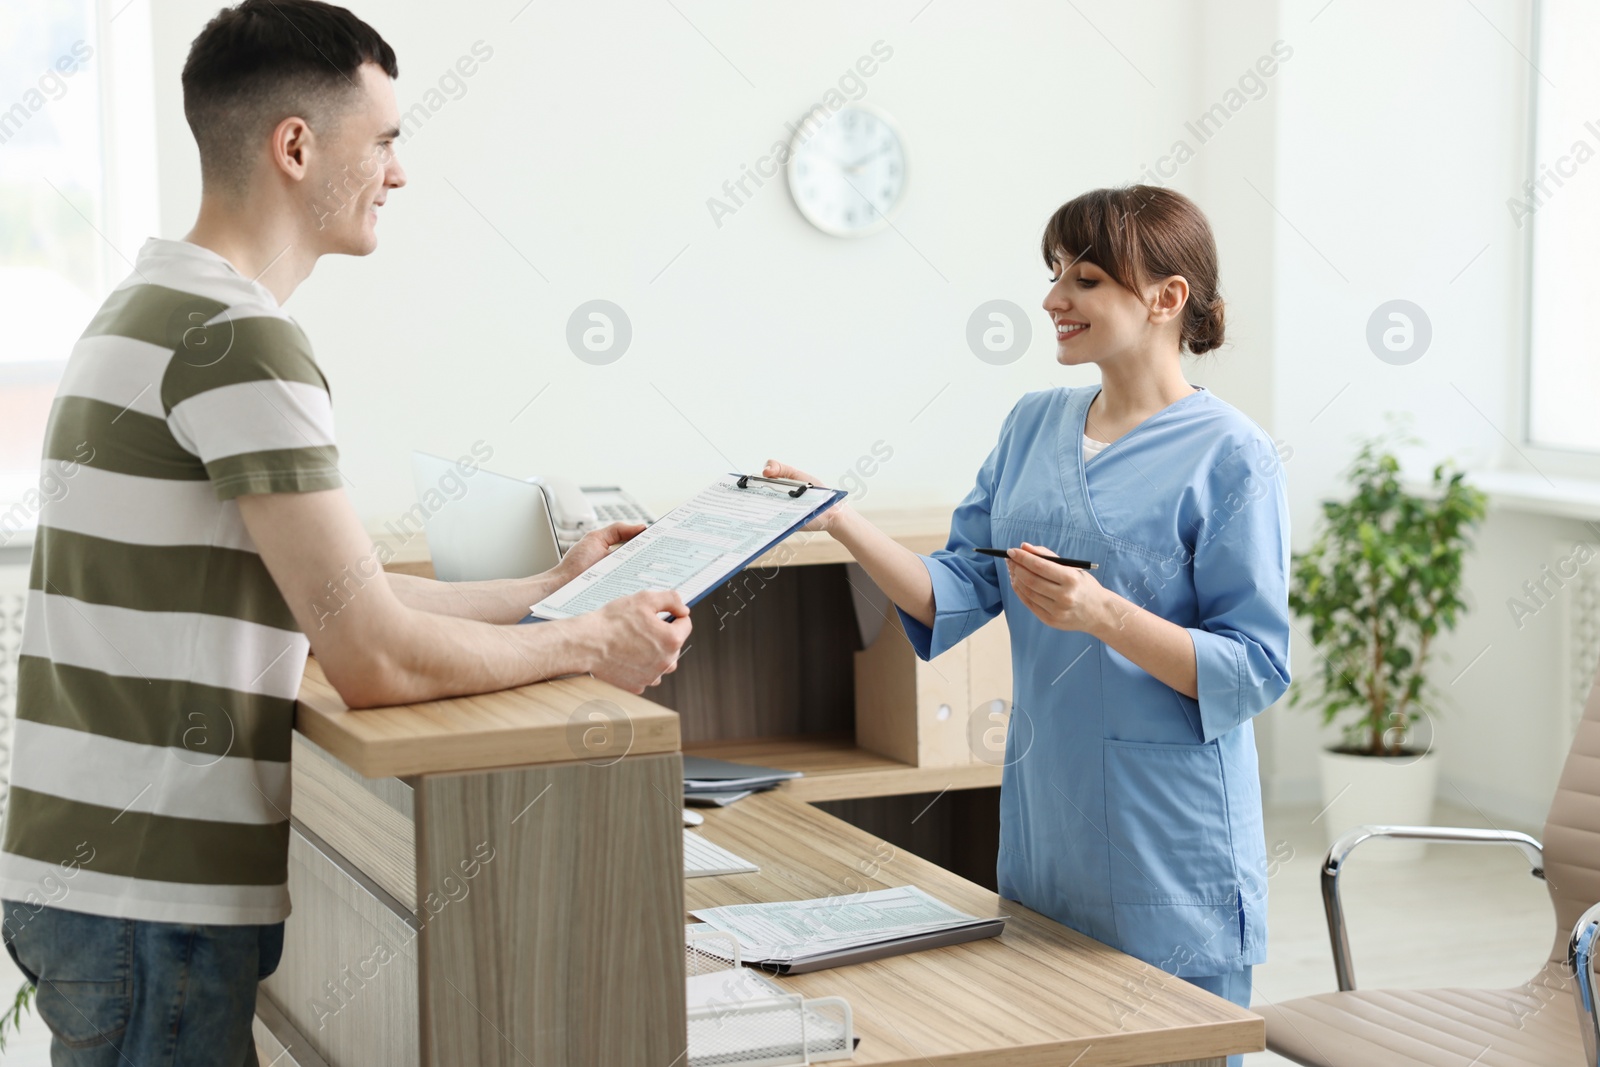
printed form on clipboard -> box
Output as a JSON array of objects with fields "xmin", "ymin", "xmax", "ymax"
[{"xmin": 526, "ymin": 474, "xmax": 846, "ymax": 622}]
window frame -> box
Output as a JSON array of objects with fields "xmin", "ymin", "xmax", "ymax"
[
  {"xmin": 0, "ymin": 0, "xmax": 158, "ymax": 543},
  {"xmin": 1517, "ymin": 0, "xmax": 1600, "ymax": 479}
]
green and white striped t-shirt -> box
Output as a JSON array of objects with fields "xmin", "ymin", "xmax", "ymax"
[{"xmin": 0, "ymin": 237, "xmax": 342, "ymax": 925}]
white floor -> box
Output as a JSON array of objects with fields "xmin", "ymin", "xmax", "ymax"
[{"xmin": 0, "ymin": 800, "xmax": 1556, "ymax": 1066}]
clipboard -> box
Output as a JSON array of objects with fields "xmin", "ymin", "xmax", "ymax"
[
  {"xmin": 755, "ymin": 919, "xmax": 1006, "ymax": 975},
  {"xmin": 524, "ymin": 473, "xmax": 846, "ymax": 622}
]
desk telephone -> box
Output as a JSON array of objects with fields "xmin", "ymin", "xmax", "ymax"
[{"xmin": 531, "ymin": 477, "xmax": 655, "ymax": 550}]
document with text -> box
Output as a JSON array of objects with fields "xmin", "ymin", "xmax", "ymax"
[{"xmin": 527, "ymin": 474, "xmax": 845, "ymax": 621}]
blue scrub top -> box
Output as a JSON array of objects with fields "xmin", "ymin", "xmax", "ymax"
[{"xmin": 898, "ymin": 384, "xmax": 1290, "ymax": 977}]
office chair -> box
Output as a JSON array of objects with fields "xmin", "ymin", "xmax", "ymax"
[{"xmin": 1255, "ymin": 666, "xmax": 1600, "ymax": 1066}]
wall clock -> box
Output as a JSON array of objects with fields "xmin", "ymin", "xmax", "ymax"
[{"xmin": 786, "ymin": 105, "xmax": 907, "ymax": 237}]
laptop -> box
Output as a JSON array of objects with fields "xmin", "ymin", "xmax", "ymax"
[{"xmin": 410, "ymin": 451, "xmax": 563, "ymax": 582}]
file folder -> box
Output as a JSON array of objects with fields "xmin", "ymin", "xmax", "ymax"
[{"xmin": 690, "ymin": 885, "xmax": 1007, "ymax": 975}]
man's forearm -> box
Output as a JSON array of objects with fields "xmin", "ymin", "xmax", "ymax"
[
  {"xmin": 337, "ymin": 608, "xmax": 597, "ymax": 708},
  {"xmin": 387, "ymin": 570, "xmax": 567, "ymax": 625}
]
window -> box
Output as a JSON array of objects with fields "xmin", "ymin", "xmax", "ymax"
[
  {"xmin": 0, "ymin": 0, "xmax": 155, "ymax": 546},
  {"xmin": 1524, "ymin": 1, "xmax": 1600, "ymax": 458}
]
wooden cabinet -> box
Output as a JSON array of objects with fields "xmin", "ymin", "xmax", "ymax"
[{"xmin": 261, "ymin": 690, "xmax": 687, "ymax": 1067}]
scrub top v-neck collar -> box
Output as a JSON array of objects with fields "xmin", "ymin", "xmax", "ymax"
[
  {"xmin": 1064, "ymin": 384, "xmax": 1208, "ymax": 538},
  {"xmin": 1079, "ymin": 384, "xmax": 1207, "ymax": 456}
]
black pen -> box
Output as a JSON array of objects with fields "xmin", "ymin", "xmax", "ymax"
[{"xmin": 974, "ymin": 547, "xmax": 1099, "ymax": 570}]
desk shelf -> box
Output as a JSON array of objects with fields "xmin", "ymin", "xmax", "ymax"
[
  {"xmin": 633, "ymin": 514, "xmax": 1014, "ymax": 790},
  {"xmin": 683, "ymin": 733, "xmax": 1002, "ymax": 803}
]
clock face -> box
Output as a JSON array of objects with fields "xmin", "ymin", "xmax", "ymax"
[{"xmin": 786, "ymin": 105, "xmax": 906, "ymax": 237}]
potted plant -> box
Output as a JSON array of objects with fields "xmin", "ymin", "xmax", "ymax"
[
  {"xmin": 0, "ymin": 981, "xmax": 32, "ymax": 1053},
  {"xmin": 1288, "ymin": 433, "xmax": 1488, "ymax": 857}
]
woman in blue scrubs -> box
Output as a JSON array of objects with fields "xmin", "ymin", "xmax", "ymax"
[{"xmin": 767, "ymin": 185, "xmax": 1288, "ymax": 1058}]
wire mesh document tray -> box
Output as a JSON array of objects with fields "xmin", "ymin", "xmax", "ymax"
[{"xmin": 685, "ymin": 928, "xmax": 855, "ymax": 1066}]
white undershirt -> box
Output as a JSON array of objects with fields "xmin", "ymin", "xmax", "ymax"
[{"xmin": 1082, "ymin": 385, "xmax": 1203, "ymax": 465}]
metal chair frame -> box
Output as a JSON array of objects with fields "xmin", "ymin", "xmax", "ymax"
[{"xmin": 1319, "ymin": 823, "xmax": 1599, "ymax": 1066}]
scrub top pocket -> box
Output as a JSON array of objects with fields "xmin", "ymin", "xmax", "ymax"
[{"xmin": 1102, "ymin": 737, "xmax": 1237, "ymax": 907}]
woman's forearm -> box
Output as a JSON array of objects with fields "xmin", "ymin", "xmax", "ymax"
[
  {"xmin": 827, "ymin": 506, "xmax": 937, "ymax": 629},
  {"xmin": 1090, "ymin": 591, "xmax": 1200, "ymax": 699}
]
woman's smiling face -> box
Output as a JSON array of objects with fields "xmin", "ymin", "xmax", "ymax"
[{"xmin": 1042, "ymin": 252, "xmax": 1160, "ymax": 368}]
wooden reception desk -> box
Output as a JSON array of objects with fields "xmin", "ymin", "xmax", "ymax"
[{"xmin": 252, "ymin": 509, "xmax": 1264, "ymax": 1067}]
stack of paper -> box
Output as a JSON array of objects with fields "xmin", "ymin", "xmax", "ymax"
[
  {"xmin": 689, "ymin": 885, "xmax": 1005, "ymax": 975},
  {"xmin": 684, "ymin": 755, "xmax": 802, "ymax": 807}
]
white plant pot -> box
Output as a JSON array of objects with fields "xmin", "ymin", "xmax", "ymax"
[{"xmin": 1316, "ymin": 747, "xmax": 1439, "ymax": 863}]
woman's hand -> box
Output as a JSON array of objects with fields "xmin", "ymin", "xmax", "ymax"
[
  {"xmin": 1006, "ymin": 543, "xmax": 1119, "ymax": 635},
  {"xmin": 551, "ymin": 521, "xmax": 646, "ymax": 583},
  {"xmin": 762, "ymin": 459, "xmax": 850, "ymax": 533}
]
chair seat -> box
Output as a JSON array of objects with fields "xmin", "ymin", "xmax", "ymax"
[{"xmin": 1255, "ymin": 963, "xmax": 1586, "ymax": 1066}]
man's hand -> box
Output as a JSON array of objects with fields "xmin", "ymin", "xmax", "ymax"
[
  {"xmin": 578, "ymin": 590, "xmax": 692, "ymax": 694},
  {"xmin": 762, "ymin": 459, "xmax": 848, "ymax": 533},
  {"xmin": 551, "ymin": 522, "xmax": 646, "ymax": 584},
  {"xmin": 1006, "ymin": 543, "xmax": 1121, "ymax": 635}
]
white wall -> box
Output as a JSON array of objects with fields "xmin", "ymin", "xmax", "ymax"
[
  {"xmin": 1264, "ymin": 0, "xmax": 1570, "ymax": 827},
  {"xmin": 143, "ymin": 0, "xmax": 1569, "ymax": 824},
  {"xmin": 151, "ymin": 0, "xmax": 1241, "ymax": 515}
]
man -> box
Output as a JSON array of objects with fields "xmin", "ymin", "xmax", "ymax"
[{"xmin": 0, "ymin": 2, "xmax": 690, "ymax": 1062}]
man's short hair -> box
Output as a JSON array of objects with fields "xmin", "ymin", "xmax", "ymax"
[{"xmin": 181, "ymin": 0, "xmax": 398, "ymax": 197}]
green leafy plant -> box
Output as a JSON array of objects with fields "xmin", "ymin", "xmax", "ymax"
[
  {"xmin": 0, "ymin": 980, "xmax": 33, "ymax": 1052},
  {"xmin": 1287, "ymin": 433, "xmax": 1488, "ymax": 756}
]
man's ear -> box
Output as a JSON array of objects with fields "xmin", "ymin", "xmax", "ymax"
[{"xmin": 270, "ymin": 116, "xmax": 313, "ymax": 183}]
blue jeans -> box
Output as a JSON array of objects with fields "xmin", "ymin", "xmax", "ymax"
[
  {"xmin": 1184, "ymin": 966, "xmax": 1253, "ymax": 1067},
  {"xmin": 2, "ymin": 900, "xmax": 284, "ymax": 1067}
]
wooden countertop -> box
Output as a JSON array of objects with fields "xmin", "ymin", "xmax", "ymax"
[
  {"xmin": 686, "ymin": 790, "xmax": 1264, "ymax": 1066},
  {"xmin": 294, "ymin": 657, "xmax": 679, "ymax": 778}
]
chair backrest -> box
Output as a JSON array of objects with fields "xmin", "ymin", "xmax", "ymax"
[{"xmin": 1542, "ymin": 663, "xmax": 1600, "ymax": 964}]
